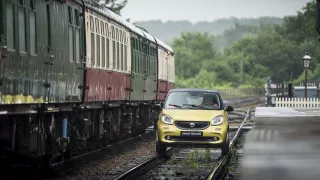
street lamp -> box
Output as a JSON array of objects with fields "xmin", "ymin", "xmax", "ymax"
[{"xmin": 303, "ymin": 53, "xmax": 312, "ymax": 99}]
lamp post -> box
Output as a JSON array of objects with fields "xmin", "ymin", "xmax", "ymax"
[{"xmin": 303, "ymin": 53, "xmax": 312, "ymax": 99}]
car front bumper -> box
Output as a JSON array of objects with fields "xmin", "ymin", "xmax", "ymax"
[{"xmin": 157, "ymin": 124, "xmax": 228, "ymax": 147}]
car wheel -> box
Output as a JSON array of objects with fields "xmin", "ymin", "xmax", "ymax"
[
  {"xmin": 156, "ymin": 141, "xmax": 166, "ymax": 154},
  {"xmin": 221, "ymin": 133, "xmax": 229, "ymax": 156}
]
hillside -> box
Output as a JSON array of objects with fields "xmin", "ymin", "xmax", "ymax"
[
  {"xmin": 172, "ymin": 1, "xmax": 319, "ymax": 89},
  {"xmin": 134, "ymin": 17, "xmax": 284, "ymax": 44}
]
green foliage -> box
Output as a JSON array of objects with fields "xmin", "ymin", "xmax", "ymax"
[
  {"xmin": 185, "ymin": 148, "xmax": 200, "ymax": 168},
  {"xmin": 172, "ymin": 0, "xmax": 320, "ymax": 89},
  {"xmin": 94, "ymin": 0, "xmax": 127, "ymax": 15}
]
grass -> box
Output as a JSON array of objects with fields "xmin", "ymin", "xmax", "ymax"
[{"xmin": 185, "ymin": 148, "xmax": 200, "ymax": 168}]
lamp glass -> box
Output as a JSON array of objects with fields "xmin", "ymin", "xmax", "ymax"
[{"xmin": 304, "ymin": 59, "xmax": 310, "ymax": 68}]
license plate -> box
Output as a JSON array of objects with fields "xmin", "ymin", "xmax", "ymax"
[{"xmin": 181, "ymin": 131, "xmax": 203, "ymax": 136}]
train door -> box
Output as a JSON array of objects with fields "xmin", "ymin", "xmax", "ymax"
[{"xmin": 130, "ymin": 35, "xmax": 145, "ymax": 100}]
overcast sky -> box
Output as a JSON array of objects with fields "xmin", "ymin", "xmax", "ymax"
[{"xmin": 121, "ymin": 0, "xmax": 312, "ymax": 23}]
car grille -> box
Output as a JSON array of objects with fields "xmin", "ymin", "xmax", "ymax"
[{"xmin": 175, "ymin": 121, "xmax": 210, "ymax": 130}]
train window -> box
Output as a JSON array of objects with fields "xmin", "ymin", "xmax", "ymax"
[
  {"xmin": 117, "ymin": 42, "xmax": 119, "ymax": 70},
  {"xmin": 139, "ymin": 39, "xmax": 142, "ymax": 51},
  {"xmin": 111, "ymin": 26, "xmax": 114, "ymax": 39},
  {"xmin": 136, "ymin": 38, "xmax": 139, "ymax": 50},
  {"xmin": 124, "ymin": 45, "xmax": 127, "ymax": 71},
  {"xmin": 123, "ymin": 32, "xmax": 126, "ymax": 44},
  {"xmin": 69, "ymin": 25, "xmax": 74, "ymax": 62},
  {"xmin": 100, "ymin": 21, "xmax": 104, "ymax": 36},
  {"xmin": 149, "ymin": 58, "xmax": 152, "ymax": 77},
  {"xmin": 91, "ymin": 33, "xmax": 95, "ymax": 66},
  {"xmin": 132, "ymin": 38, "xmax": 135, "ymax": 49},
  {"xmin": 102, "ymin": 36, "xmax": 105, "ymax": 68},
  {"xmin": 116, "ymin": 28, "xmax": 118, "ymax": 41},
  {"xmin": 46, "ymin": 4, "xmax": 51, "ymax": 47},
  {"xmin": 150, "ymin": 46, "xmax": 152, "ymax": 56},
  {"xmin": 29, "ymin": 0, "xmax": 35, "ymax": 10},
  {"xmin": 68, "ymin": 7, "xmax": 72, "ymax": 24},
  {"xmin": 75, "ymin": 28, "xmax": 80, "ymax": 63},
  {"xmin": 105, "ymin": 23, "xmax": 109, "ymax": 38},
  {"xmin": 150, "ymin": 59, "xmax": 152, "ymax": 76},
  {"xmin": 140, "ymin": 40, "xmax": 143, "ymax": 52},
  {"xmin": 95, "ymin": 18, "xmax": 99, "ymax": 34},
  {"xmin": 90, "ymin": 16, "xmax": 94, "ymax": 32},
  {"xmin": 96, "ymin": 33, "xmax": 100, "ymax": 67},
  {"xmin": 18, "ymin": 8, "xmax": 26, "ymax": 52},
  {"xmin": 106, "ymin": 38, "xmax": 109, "ymax": 69},
  {"xmin": 151, "ymin": 59, "xmax": 153, "ymax": 77},
  {"xmin": 121, "ymin": 44, "xmax": 123, "ymax": 70},
  {"xmin": 6, "ymin": 3, "xmax": 15, "ymax": 50},
  {"xmin": 74, "ymin": 9, "xmax": 80, "ymax": 26},
  {"xmin": 113, "ymin": 40, "xmax": 115, "ymax": 69},
  {"xmin": 29, "ymin": 11, "xmax": 36, "ymax": 54}
]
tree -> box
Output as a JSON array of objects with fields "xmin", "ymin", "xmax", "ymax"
[
  {"xmin": 94, "ymin": 0, "xmax": 127, "ymax": 15},
  {"xmin": 173, "ymin": 0, "xmax": 320, "ymax": 89},
  {"xmin": 172, "ymin": 32, "xmax": 217, "ymax": 79}
]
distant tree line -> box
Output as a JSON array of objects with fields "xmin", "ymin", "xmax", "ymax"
[{"xmin": 173, "ymin": 1, "xmax": 319, "ymax": 89}]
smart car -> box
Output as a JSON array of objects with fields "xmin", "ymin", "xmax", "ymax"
[{"xmin": 155, "ymin": 88, "xmax": 233, "ymax": 155}]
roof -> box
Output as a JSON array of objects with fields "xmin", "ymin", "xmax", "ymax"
[
  {"xmin": 154, "ymin": 37, "xmax": 173, "ymax": 53},
  {"xmin": 84, "ymin": 0, "xmax": 173, "ymax": 52},
  {"xmin": 169, "ymin": 88, "xmax": 219, "ymax": 93},
  {"xmin": 139, "ymin": 29, "xmax": 157, "ymax": 43}
]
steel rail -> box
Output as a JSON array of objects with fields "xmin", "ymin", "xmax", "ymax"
[
  {"xmin": 206, "ymin": 108, "xmax": 251, "ymax": 180},
  {"xmin": 47, "ymin": 98, "xmax": 258, "ymax": 175},
  {"xmin": 112, "ymin": 147, "xmax": 174, "ymax": 180},
  {"xmin": 47, "ymin": 131, "xmax": 154, "ymax": 175},
  {"xmin": 113, "ymin": 108, "xmax": 253, "ymax": 180}
]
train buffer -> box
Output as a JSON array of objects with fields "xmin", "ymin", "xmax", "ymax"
[{"xmin": 240, "ymin": 107, "xmax": 320, "ymax": 180}]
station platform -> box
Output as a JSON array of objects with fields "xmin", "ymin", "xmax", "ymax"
[{"xmin": 240, "ymin": 107, "xmax": 320, "ymax": 180}]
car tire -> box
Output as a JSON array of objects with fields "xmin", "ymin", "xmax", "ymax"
[
  {"xmin": 221, "ymin": 133, "xmax": 229, "ymax": 156},
  {"xmin": 156, "ymin": 141, "xmax": 166, "ymax": 154}
]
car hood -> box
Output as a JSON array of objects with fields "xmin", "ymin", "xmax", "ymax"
[{"xmin": 162, "ymin": 109, "xmax": 224, "ymax": 121}]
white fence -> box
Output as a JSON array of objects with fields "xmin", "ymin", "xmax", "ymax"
[{"xmin": 275, "ymin": 97, "xmax": 320, "ymax": 108}]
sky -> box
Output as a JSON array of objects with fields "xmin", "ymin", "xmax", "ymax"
[{"xmin": 121, "ymin": 0, "xmax": 312, "ymax": 23}]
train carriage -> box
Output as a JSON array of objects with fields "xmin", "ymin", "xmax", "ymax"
[
  {"xmin": 156, "ymin": 37, "xmax": 175, "ymax": 100},
  {"xmin": 84, "ymin": 2, "xmax": 131, "ymax": 102},
  {"xmin": 0, "ymin": 0, "xmax": 84, "ymax": 105},
  {"xmin": 0, "ymin": 0, "xmax": 175, "ymax": 169},
  {"xmin": 0, "ymin": 0, "xmax": 85, "ymax": 160}
]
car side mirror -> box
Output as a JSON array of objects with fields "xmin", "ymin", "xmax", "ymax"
[{"xmin": 225, "ymin": 105, "xmax": 234, "ymax": 112}]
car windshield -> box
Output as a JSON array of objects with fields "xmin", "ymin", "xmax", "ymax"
[{"xmin": 164, "ymin": 91, "xmax": 221, "ymax": 110}]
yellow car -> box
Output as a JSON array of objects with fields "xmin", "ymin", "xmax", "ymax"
[{"xmin": 155, "ymin": 88, "xmax": 233, "ymax": 155}]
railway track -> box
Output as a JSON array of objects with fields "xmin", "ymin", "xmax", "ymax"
[
  {"xmin": 11, "ymin": 97, "xmax": 259, "ymax": 180},
  {"xmin": 109, "ymin": 109, "xmax": 253, "ymax": 180}
]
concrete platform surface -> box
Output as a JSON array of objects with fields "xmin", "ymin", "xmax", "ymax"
[{"xmin": 240, "ymin": 107, "xmax": 320, "ymax": 180}]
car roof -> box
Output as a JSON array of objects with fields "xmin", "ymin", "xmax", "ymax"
[{"xmin": 169, "ymin": 88, "xmax": 219, "ymax": 93}]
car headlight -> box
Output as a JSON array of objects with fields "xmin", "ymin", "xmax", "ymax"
[
  {"xmin": 162, "ymin": 114, "xmax": 174, "ymax": 125},
  {"xmin": 212, "ymin": 115, "xmax": 223, "ymax": 125}
]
